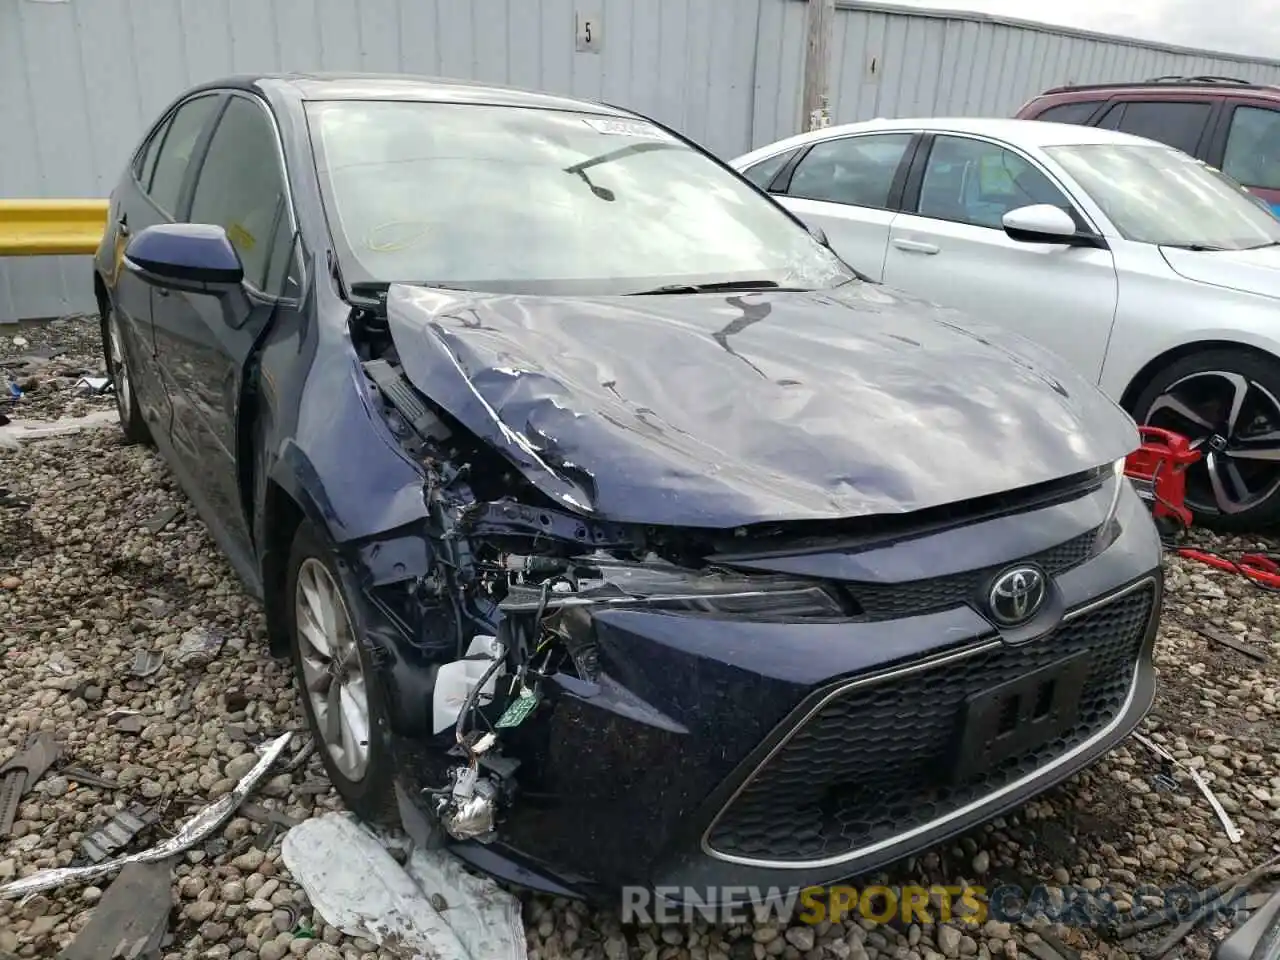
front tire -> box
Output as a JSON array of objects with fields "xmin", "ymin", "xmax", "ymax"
[
  {"xmin": 285, "ymin": 519, "xmax": 398, "ymax": 824},
  {"xmin": 1132, "ymin": 348, "xmax": 1280, "ymax": 531},
  {"xmin": 103, "ymin": 304, "xmax": 151, "ymax": 445}
]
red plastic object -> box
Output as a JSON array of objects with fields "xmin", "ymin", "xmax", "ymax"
[
  {"xmin": 1176, "ymin": 549, "xmax": 1280, "ymax": 588},
  {"xmin": 1123, "ymin": 426, "xmax": 1202, "ymax": 528}
]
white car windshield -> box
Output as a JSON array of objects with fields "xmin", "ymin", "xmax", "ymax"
[
  {"xmin": 304, "ymin": 100, "xmax": 853, "ymax": 295},
  {"xmin": 1045, "ymin": 143, "xmax": 1280, "ymax": 251}
]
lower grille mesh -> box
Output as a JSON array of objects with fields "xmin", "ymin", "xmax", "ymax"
[{"xmin": 706, "ymin": 583, "xmax": 1155, "ymax": 863}]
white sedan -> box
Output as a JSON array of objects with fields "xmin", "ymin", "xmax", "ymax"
[{"xmin": 733, "ymin": 118, "xmax": 1280, "ymax": 529}]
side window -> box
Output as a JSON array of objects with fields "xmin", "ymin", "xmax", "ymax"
[
  {"xmin": 741, "ymin": 149, "xmax": 798, "ymax": 190},
  {"xmin": 784, "ymin": 133, "xmax": 913, "ymax": 209},
  {"xmin": 1032, "ymin": 101, "xmax": 1104, "ymax": 125},
  {"xmin": 133, "ymin": 114, "xmax": 172, "ymax": 189},
  {"xmin": 1222, "ymin": 105, "xmax": 1280, "ymax": 190},
  {"xmin": 1108, "ymin": 100, "xmax": 1213, "ymax": 155},
  {"xmin": 188, "ymin": 96, "xmax": 291, "ymax": 292},
  {"xmin": 148, "ymin": 95, "xmax": 221, "ymax": 216},
  {"xmin": 917, "ymin": 136, "xmax": 1069, "ymax": 229}
]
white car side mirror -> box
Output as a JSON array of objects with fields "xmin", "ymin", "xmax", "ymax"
[{"xmin": 1002, "ymin": 204, "xmax": 1078, "ymax": 243}]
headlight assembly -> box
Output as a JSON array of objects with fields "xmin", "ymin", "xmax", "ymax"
[
  {"xmin": 1091, "ymin": 456, "xmax": 1129, "ymax": 556},
  {"xmin": 500, "ymin": 558, "xmax": 853, "ymax": 622}
]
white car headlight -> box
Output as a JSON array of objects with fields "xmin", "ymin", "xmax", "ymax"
[{"xmin": 1091, "ymin": 456, "xmax": 1129, "ymax": 555}]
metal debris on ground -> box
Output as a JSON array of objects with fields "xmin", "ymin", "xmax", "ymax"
[
  {"xmin": 280, "ymin": 811, "xmax": 527, "ymax": 960},
  {"xmin": 1192, "ymin": 623, "xmax": 1270, "ymax": 662},
  {"xmin": 127, "ymin": 649, "xmax": 164, "ymax": 678},
  {"xmin": 60, "ymin": 767, "xmax": 120, "ymax": 791},
  {"xmin": 140, "ymin": 505, "xmax": 180, "ymax": 534},
  {"xmin": 280, "ymin": 738, "xmax": 316, "ymax": 774},
  {"xmin": 56, "ymin": 858, "xmax": 174, "ymax": 960},
  {"xmin": 0, "ymin": 732, "xmax": 291, "ymax": 899},
  {"xmin": 74, "ymin": 375, "xmax": 111, "ymax": 396},
  {"xmin": 1132, "ymin": 732, "xmax": 1244, "ymax": 843},
  {"xmin": 241, "ymin": 802, "xmax": 302, "ymax": 851},
  {"xmin": 173, "ymin": 626, "xmax": 223, "ymax": 667},
  {"xmin": 1215, "ymin": 887, "xmax": 1280, "ymax": 960},
  {"xmin": 80, "ymin": 803, "xmax": 159, "ymax": 863},
  {"xmin": 0, "ymin": 486, "xmax": 28, "ymax": 509},
  {"xmin": 1142, "ymin": 855, "xmax": 1280, "ymax": 959},
  {"xmin": 0, "ymin": 731, "xmax": 62, "ymax": 836}
]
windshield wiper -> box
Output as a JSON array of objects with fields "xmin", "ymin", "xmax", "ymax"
[
  {"xmin": 1163, "ymin": 243, "xmax": 1228, "ymax": 252},
  {"xmin": 627, "ymin": 279, "xmax": 799, "ymax": 295},
  {"xmin": 1243, "ymin": 240, "xmax": 1280, "ymax": 250}
]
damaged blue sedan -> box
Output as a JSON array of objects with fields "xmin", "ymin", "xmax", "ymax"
[{"xmin": 94, "ymin": 73, "xmax": 1163, "ymax": 901}]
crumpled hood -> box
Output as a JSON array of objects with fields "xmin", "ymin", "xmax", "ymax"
[
  {"xmin": 385, "ymin": 282, "xmax": 1138, "ymax": 527},
  {"xmin": 1161, "ymin": 244, "xmax": 1280, "ymax": 299}
]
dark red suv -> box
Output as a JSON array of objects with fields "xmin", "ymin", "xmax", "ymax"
[{"xmin": 1015, "ymin": 75, "xmax": 1280, "ymax": 214}]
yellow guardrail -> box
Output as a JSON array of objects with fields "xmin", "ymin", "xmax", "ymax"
[{"xmin": 0, "ymin": 199, "xmax": 109, "ymax": 256}]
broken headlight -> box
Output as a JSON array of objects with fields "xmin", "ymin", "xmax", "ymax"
[
  {"xmin": 1091, "ymin": 456, "xmax": 1129, "ymax": 556},
  {"xmin": 508, "ymin": 558, "xmax": 853, "ymax": 622}
]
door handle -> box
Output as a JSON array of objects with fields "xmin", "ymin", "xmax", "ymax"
[{"xmin": 891, "ymin": 238, "xmax": 939, "ymax": 255}]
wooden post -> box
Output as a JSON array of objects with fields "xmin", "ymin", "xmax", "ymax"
[{"xmin": 801, "ymin": 0, "xmax": 835, "ymax": 132}]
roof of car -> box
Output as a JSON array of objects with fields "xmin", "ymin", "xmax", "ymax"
[
  {"xmin": 734, "ymin": 116, "xmax": 1162, "ymax": 163},
  {"xmin": 198, "ymin": 72, "xmax": 628, "ymax": 116},
  {"xmin": 1038, "ymin": 76, "xmax": 1280, "ymax": 97}
]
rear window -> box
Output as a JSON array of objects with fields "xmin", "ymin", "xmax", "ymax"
[
  {"xmin": 1097, "ymin": 100, "xmax": 1212, "ymax": 155},
  {"xmin": 741, "ymin": 148, "xmax": 798, "ymax": 190},
  {"xmin": 1030, "ymin": 101, "xmax": 1104, "ymax": 125}
]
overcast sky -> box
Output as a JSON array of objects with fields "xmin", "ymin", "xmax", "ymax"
[{"xmin": 882, "ymin": 0, "xmax": 1278, "ymax": 60}]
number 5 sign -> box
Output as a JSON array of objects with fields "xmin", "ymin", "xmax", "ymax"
[{"xmin": 576, "ymin": 11, "xmax": 601, "ymax": 53}]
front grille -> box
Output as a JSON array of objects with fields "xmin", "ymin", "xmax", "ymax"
[
  {"xmin": 850, "ymin": 527, "xmax": 1098, "ymax": 620},
  {"xmin": 705, "ymin": 582, "xmax": 1154, "ymax": 863}
]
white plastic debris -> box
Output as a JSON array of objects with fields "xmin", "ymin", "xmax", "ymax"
[
  {"xmin": 431, "ymin": 634, "xmax": 505, "ymax": 734},
  {"xmin": 0, "ymin": 409, "xmax": 119, "ymax": 448},
  {"xmin": 0, "ymin": 732, "xmax": 292, "ymax": 899},
  {"xmin": 1133, "ymin": 732, "xmax": 1243, "ymax": 843},
  {"xmin": 280, "ymin": 812, "xmax": 527, "ymax": 960}
]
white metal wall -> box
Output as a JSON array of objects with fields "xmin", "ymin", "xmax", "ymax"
[
  {"xmin": 0, "ymin": 0, "xmax": 763, "ymax": 321},
  {"xmin": 756, "ymin": 1, "xmax": 1280, "ymax": 140},
  {"xmin": 6, "ymin": 0, "xmax": 1280, "ymax": 321}
]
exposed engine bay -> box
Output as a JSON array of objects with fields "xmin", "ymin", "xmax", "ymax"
[{"xmin": 350, "ymin": 299, "xmax": 863, "ymax": 848}]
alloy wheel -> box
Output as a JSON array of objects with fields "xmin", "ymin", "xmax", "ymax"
[
  {"xmin": 1144, "ymin": 370, "xmax": 1280, "ymax": 516},
  {"xmin": 107, "ymin": 313, "xmax": 132, "ymax": 423},
  {"xmin": 293, "ymin": 557, "xmax": 371, "ymax": 780}
]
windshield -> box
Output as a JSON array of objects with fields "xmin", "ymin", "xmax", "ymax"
[
  {"xmin": 1044, "ymin": 143, "xmax": 1280, "ymax": 250},
  {"xmin": 304, "ymin": 100, "xmax": 852, "ymax": 295}
]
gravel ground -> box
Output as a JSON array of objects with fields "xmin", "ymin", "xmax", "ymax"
[
  {"xmin": 0, "ymin": 323, "xmax": 1278, "ymax": 960},
  {"xmin": 1, "ymin": 316, "xmax": 115, "ymax": 424}
]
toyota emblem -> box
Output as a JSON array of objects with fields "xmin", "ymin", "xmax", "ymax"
[{"xmin": 987, "ymin": 565, "xmax": 1048, "ymax": 626}]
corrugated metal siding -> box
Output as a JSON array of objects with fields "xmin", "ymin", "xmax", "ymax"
[
  {"xmin": 6, "ymin": 0, "xmax": 1280, "ymax": 320},
  {"xmin": 0, "ymin": 0, "xmax": 762, "ymax": 321},
  {"xmin": 766, "ymin": 0, "xmax": 1280, "ymax": 135}
]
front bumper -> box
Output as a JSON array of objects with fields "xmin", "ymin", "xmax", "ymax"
[{"xmin": 394, "ymin": 481, "xmax": 1164, "ymax": 902}]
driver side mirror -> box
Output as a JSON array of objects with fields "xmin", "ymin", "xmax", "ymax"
[
  {"xmin": 1001, "ymin": 204, "xmax": 1087, "ymax": 245},
  {"xmin": 125, "ymin": 223, "xmax": 244, "ymax": 293}
]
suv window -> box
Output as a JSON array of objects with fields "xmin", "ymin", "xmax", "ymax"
[
  {"xmin": 785, "ymin": 133, "xmax": 913, "ymax": 209},
  {"xmin": 1099, "ymin": 100, "xmax": 1212, "ymax": 155},
  {"xmin": 188, "ymin": 95, "xmax": 291, "ymax": 292},
  {"xmin": 1222, "ymin": 105, "xmax": 1280, "ymax": 191},
  {"xmin": 147, "ymin": 95, "xmax": 220, "ymax": 217},
  {"xmin": 741, "ymin": 148, "xmax": 798, "ymax": 190},
  {"xmin": 1032, "ymin": 100, "xmax": 1104, "ymax": 125},
  {"xmin": 918, "ymin": 135, "xmax": 1069, "ymax": 228}
]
